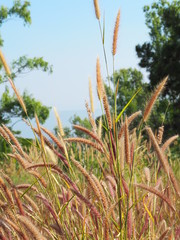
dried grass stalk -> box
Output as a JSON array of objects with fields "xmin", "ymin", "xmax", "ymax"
[
  {"xmin": 144, "ymin": 167, "xmax": 150, "ymax": 184},
  {"xmin": 35, "ymin": 114, "xmax": 45, "ymax": 150},
  {"xmin": 18, "ymin": 190, "xmax": 39, "ymax": 212},
  {"xmin": 45, "ymin": 145, "xmax": 58, "ymax": 164},
  {"xmin": 118, "ymin": 111, "xmax": 141, "ymax": 139},
  {"xmin": 36, "ymin": 194, "xmax": 59, "ymax": 225},
  {"xmin": 8, "ymin": 153, "xmax": 28, "ymax": 169},
  {"xmin": 161, "ymin": 135, "xmax": 179, "ymax": 152},
  {"xmin": 0, "ymin": 199, "xmax": 7, "ymax": 208},
  {"xmin": 65, "ymin": 137, "xmax": 103, "ymax": 153},
  {"xmin": 134, "ymin": 183, "xmax": 175, "ymax": 211},
  {"xmin": 104, "ymin": 217, "xmax": 109, "ymax": 240},
  {"xmin": 146, "ymin": 127, "xmax": 180, "ymax": 197},
  {"xmin": 89, "ymin": 78, "xmax": 94, "ymax": 114},
  {"xmin": 157, "ymin": 126, "xmax": 164, "ymax": 145},
  {"xmin": 93, "ymin": 0, "xmax": 100, "ymax": 19},
  {"xmin": 16, "ymin": 215, "xmax": 46, "ymax": 240},
  {"xmin": 0, "ymin": 171, "xmax": 13, "ymax": 187},
  {"xmin": 0, "ymin": 126, "xmax": 10, "ymax": 142},
  {"xmin": 15, "ymin": 184, "xmax": 37, "ymax": 193},
  {"xmin": 122, "ymin": 177, "xmax": 129, "ymax": 196},
  {"xmin": 1, "ymin": 217, "xmax": 21, "ymax": 235},
  {"xmin": 27, "ymin": 163, "xmax": 78, "ymax": 191},
  {"xmin": 96, "ymin": 57, "xmax": 104, "ymax": 100},
  {"xmin": 139, "ymin": 212, "xmax": 149, "ymax": 239},
  {"xmin": 0, "ymin": 49, "xmax": 11, "ymax": 76},
  {"xmin": 0, "ymin": 177, "xmax": 13, "ymax": 204},
  {"xmin": 0, "ymin": 228, "xmax": 6, "ymax": 240},
  {"xmin": 85, "ymin": 101, "xmax": 97, "ymax": 133},
  {"xmin": 28, "ymin": 170, "xmax": 47, "ymax": 188},
  {"xmin": 134, "ymin": 175, "xmax": 140, "ymax": 213},
  {"xmin": 127, "ymin": 198, "xmax": 133, "ymax": 239},
  {"xmin": 40, "ymin": 126, "xmax": 65, "ymax": 153},
  {"xmin": 2, "ymin": 205, "xmax": 16, "ymax": 223},
  {"xmin": 33, "ymin": 128, "xmax": 68, "ymax": 166},
  {"xmin": 71, "ymin": 158, "xmax": 102, "ymax": 202},
  {"xmin": 146, "ymin": 127, "xmax": 170, "ymax": 174},
  {"xmin": 70, "ymin": 188, "xmax": 101, "ymax": 218},
  {"xmin": 112, "ymin": 10, "xmax": 120, "ymax": 56},
  {"xmin": 102, "ymin": 91, "xmax": 112, "ymax": 129},
  {"xmin": 120, "ymin": 137, "xmax": 125, "ymax": 173},
  {"xmin": 53, "ymin": 107, "xmax": 64, "ymax": 137},
  {"xmin": 13, "ymin": 188, "xmax": 25, "ymax": 216},
  {"xmin": 73, "ymin": 125, "xmax": 103, "ymax": 147},
  {"xmin": 91, "ymin": 174, "xmax": 108, "ymax": 210},
  {"xmin": 143, "ymin": 77, "xmax": 168, "ymax": 122},
  {"xmin": 158, "ymin": 228, "xmax": 170, "ymax": 240},
  {"xmin": 124, "ymin": 116, "xmax": 130, "ymax": 165},
  {"xmin": 2, "ymin": 125, "xmax": 24, "ymax": 156},
  {"xmin": 98, "ymin": 117, "xmax": 102, "ymax": 139}
]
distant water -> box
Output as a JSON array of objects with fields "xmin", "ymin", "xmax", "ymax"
[{"xmin": 12, "ymin": 109, "xmax": 102, "ymax": 138}]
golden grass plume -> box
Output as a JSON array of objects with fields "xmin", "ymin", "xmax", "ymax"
[
  {"xmin": 93, "ymin": 0, "xmax": 100, "ymax": 20},
  {"xmin": 112, "ymin": 9, "xmax": 120, "ymax": 56},
  {"xmin": 89, "ymin": 77, "xmax": 95, "ymax": 114},
  {"xmin": 0, "ymin": 49, "xmax": 11, "ymax": 76},
  {"xmin": 143, "ymin": 76, "xmax": 168, "ymax": 122},
  {"xmin": 96, "ymin": 57, "xmax": 104, "ymax": 100},
  {"xmin": 53, "ymin": 107, "xmax": 64, "ymax": 137}
]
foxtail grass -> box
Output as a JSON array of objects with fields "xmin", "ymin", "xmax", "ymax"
[{"xmin": 112, "ymin": 10, "xmax": 120, "ymax": 56}]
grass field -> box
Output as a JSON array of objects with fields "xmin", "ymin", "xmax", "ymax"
[{"xmin": 0, "ymin": 1, "xmax": 179, "ymax": 239}]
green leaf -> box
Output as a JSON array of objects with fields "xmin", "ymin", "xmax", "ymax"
[{"xmin": 116, "ymin": 87, "xmax": 142, "ymax": 123}]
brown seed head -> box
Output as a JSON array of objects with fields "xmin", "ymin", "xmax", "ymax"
[
  {"xmin": 53, "ymin": 107, "xmax": 64, "ymax": 137},
  {"xmin": 89, "ymin": 77, "xmax": 94, "ymax": 114},
  {"xmin": 112, "ymin": 10, "xmax": 120, "ymax": 56},
  {"xmin": 143, "ymin": 77, "xmax": 168, "ymax": 122},
  {"xmin": 102, "ymin": 91, "xmax": 112, "ymax": 129},
  {"xmin": 93, "ymin": 0, "xmax": 100, "ymax": 19},
  {"xmin": 96, "ymin": 57, "xmax": 104, "ymax": 100},
  {"xmin": 124, "ymin": 116, "xmax": 130, "ymax": 165},
  {"xmin": 0, "ymin": 49, "xmax": 11, "ymax": 76},
  {"xmin": 157, "ymin": 126, "xmax": 164, "ymax": 145}
]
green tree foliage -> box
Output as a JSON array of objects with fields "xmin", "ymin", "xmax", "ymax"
[
  {"xmin": 0, "ymin": 88, "xmax": 50, "ymax": 125},
  {"xmin": 0, "ymin": 0, "xmax": 52, "ymax": 126},
  {"xmin": 71, "ymin": 115, "xmax": 91, "ymax": 138},
  {"xmin": 136, "ymin": 0, "xmax": 180, "ymax": 135},
  {"xmin": 54, "ymin": 115, "xmax": 91, "ymax": 138},
  {"xmin": 106, "ymin": 68, "xmax": 148, "ymax": 116}
]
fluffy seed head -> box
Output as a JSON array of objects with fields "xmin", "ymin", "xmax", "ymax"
[
  {"xmin": 102, "ymin": 91, "xmax": 112, "ymax": 129},
  {"xmin": 93, "ymin": 0, "xmax": 100, "ymax": 19},
  {"xmin": 96, "ymin": 57, "xmax": 104, "ymax": 100},
  {"xmin": 143, "ymin": 77, "xmax": 168, "ymax": 122},
  {"xmin": 112, "ymin": 9, "xmax": 120, "ymax": 56},
  {"xmin": 89, "ymin": 77, "xmax": 94, "ymax": 114},
  {"xmin": 0, "ymin": 49, "xmax": 11, "ymax": 76},
  {"xmin": 124, "ymin": 116, "xmax": 130, "ymax": 165},
  {"xmin": 53, "ymin": 107, "xmax": 64, "ymax": 137},
  {"xmin": 157, "ymin": 126, "xmax": 164, "ymax": 145}
]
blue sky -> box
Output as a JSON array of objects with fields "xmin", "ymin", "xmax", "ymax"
[
  {"xmin": 0, "ymin": 1, "xmax": 156, "ymax": 110},
  {"xmin": 0, "ymin": 1, "xmax": 157, "ymax": 135}
]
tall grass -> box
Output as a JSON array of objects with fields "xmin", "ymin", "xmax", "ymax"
[{"xmin": 0, "ymin": 1, "xmax": 179, "ymax": 239}]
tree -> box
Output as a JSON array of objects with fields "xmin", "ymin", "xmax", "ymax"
[
  {"xmin": 136, "ymin": 0, "xmax": 180, "ymax": 135},
  {"xmin": 106, "ymin": 68, "xmax": 148, "ymax": 117},
  {"xmin": 71, "ymin": 115, "xmax": 91, "ymax": 138},
  {"xmin": 0, "ymin": 0, "xmax": 52, "ymax": 127}
]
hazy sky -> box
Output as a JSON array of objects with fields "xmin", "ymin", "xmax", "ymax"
[{"xmin": 1, "ymin": 0, "xmax": 155, "ymax": 114}]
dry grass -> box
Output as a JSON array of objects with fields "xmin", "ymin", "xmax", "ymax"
[{"xmin": 0, "ymin": 3, "xmax": 179, "ymax": 240}]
